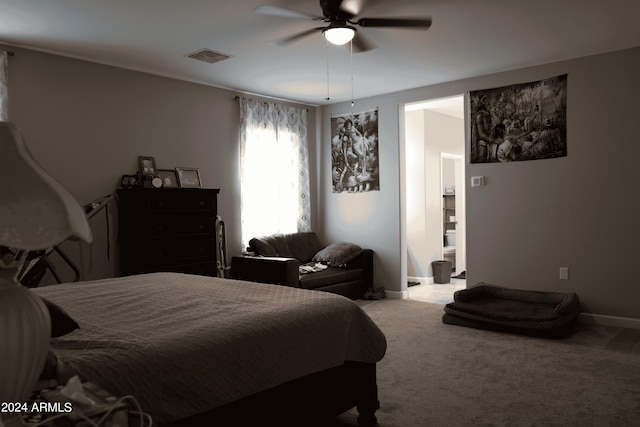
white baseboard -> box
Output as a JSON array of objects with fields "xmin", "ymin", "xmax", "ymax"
[
  {"xmin": 386, "ymin": 290, "xmax": 409, "ymax": 299},
  {"xmin": 580, "ymin": 313, "xmax": 640, "ymax": 329},
  {"xmin": 407, "ymin": 276, "xmax": 433, "ymax": 286}
]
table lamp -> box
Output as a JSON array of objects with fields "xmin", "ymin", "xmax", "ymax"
[{"xmin": 0, "ymin": 122, "xmax": 92, "ymax": 426}]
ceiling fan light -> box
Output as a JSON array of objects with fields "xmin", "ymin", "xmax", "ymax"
[{"xmin": 323, "ymin": 27, "xmax": 356, "ymax": 45}]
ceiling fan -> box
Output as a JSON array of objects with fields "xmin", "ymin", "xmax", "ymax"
[{"xmin": 254, "ymin": 0, "xmax": 432, "ymax": 52}]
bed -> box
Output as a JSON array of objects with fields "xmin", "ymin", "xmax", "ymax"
[{"xmin": 33, "ymin": 272, "xmax": 387, "ymax": 426}]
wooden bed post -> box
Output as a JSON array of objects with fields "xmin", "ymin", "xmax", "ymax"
[{"xmin": 356, "ymin": 362, "xmax": 380, "ymax": 427}]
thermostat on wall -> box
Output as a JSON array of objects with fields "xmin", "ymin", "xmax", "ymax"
[{"xmin": 471, "ymin": 176, "xmax": 484, "ymax": 187}]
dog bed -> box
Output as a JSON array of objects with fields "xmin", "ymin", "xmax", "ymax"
[{"xmin": 442, "ymin": 283, "xmax": 582, "ymax": 337}]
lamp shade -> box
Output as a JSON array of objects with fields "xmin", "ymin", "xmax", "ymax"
[
  {"xmin": 0, "ymin": 122, "xmax": 92, "ymax": 250},
  {"xmin": 323, "ymin": 26, "xmax": 356, "ymax": 45}
]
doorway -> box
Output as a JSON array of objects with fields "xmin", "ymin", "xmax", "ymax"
[
  {"xmin": 403, "ymin": 95, "xmax": 466, "ymax": 303},
  {"xmin": 441, "ymin": 153, "xmax": 465, "ymax": 275}
]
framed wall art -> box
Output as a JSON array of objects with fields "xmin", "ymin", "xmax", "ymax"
[
  {"xmin": 469, "ymin": 74, "xmax": 567, "ymax": 163},
  {"xmin": 330, "ymin": 108, "xmax": 379, "ymax": 193}
]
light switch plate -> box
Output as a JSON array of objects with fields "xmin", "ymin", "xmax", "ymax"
[
  {"xmin": 471, "ymin": 176, "xmax": 484, "ymax": 187},
  {"xmin": 560, "ymin": 267, "xmax": 569, "ymax": 280}
]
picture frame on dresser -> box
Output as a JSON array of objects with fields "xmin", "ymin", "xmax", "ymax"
[
  {"xmin": 158, "ymin": 169, "xmax": 179, "ymax": 188},
  {"xmin": 120, "ymin": 174, "xmax": 140, "ymax": 188},
  {"xmin": 176, "ymin": 167, "xmax": 202, "ymax": 188},
  {"xmin": 138, "ymin": 156, "xmax": 157, "ymax": 176}
]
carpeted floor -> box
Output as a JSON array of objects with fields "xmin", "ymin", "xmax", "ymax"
[{"xmin": 326, "ymin": 298, "xmax": 640, "ymax": 427}]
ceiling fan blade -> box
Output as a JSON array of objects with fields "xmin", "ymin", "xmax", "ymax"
[
  {"xmin": 339, "ymin": 0, "xmax": 364, "ymax": 16},
  {"xmin": 352, "ymin": 32, "xmax": 375, "ymax": 52},
  {"xmin": 270, "ymin": 27, "xmax": 324, "ymax": 46},
  {"xmin": 356, "ymin": 17, "xmax": 432, "ymax": 29},
  {"xmin": 253, "ymin": 5, "xmax": 320, "ymax": 20}
]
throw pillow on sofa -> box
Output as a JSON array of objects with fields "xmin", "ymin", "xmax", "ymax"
[{"xmin": 312, "ymin": 242, "xmax": 363, "ymax": 267}]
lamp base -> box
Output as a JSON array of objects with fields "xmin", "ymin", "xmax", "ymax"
[{"xmin": 0, "ymin": 268, "xmax": 51, "ymax": 423}]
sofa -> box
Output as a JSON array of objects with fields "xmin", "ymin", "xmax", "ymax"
[{"xmin": 230, "ymin": 232, "xmax": 373, "ymax": 300}]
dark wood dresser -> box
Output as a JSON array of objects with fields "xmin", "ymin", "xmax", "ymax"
[{"xmin": 117, "ymin": 188, "xmax": 220, "ymax": 277}]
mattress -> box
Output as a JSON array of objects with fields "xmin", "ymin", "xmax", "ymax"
[{"xmin": 34, "ymin": 273, "xmax": 387, "ymax": 424}]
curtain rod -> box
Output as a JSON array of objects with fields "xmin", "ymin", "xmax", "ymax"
[{"xmin": 234, "ymin": 95, "xmax": 309, "ymax": 111}]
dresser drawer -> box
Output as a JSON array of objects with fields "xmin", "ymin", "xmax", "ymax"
[
  {"xmin": 147, "ymin": 190, "xmax": 215, "ymax": 212},
  {"xmin": 161, "ymin": 261, "xmax": 218, "ymax": 277},
  {"xmin": 144, "ymin": 213, "xmax": 214, "ymax": 237},
  {"xmin": 121, "ymin": 260, "xmax": 218, "ymax": 277},
  {"xmin": 148, "ymin": 236, "xmax": 215, "ymax": 262}
]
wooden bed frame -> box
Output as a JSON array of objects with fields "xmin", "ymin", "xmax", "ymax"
[{"xmin": 164, "ymin": 361, "xmax": 380, "ymax": 426}]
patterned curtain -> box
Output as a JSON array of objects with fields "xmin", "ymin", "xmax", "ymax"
[
  {"xmin": 0, "ymin": 51, "xmax": 8, "ymax": 121},
  {"xmin": 239, "ymin": 96, "xmax": 310, "ymax": 249}
]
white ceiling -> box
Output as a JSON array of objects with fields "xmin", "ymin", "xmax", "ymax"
[
  {"xmin": 1, "ymin": 0, "xmax": 639, "ymax": 106},
  {"xmin": 406, "ymin": 95, "xmax": 464, "ymax": 118}
]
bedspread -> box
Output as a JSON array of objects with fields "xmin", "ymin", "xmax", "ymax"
[{"xmin": 33, "ymin": 273, "xmax": 386, "ymax": 424}]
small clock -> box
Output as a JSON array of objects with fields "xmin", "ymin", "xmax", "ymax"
[{"xmin": 151, "ymin": 175, "xmax": 163, "ymax": 188}]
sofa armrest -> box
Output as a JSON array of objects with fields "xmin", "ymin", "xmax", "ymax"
[
  {"xmin": 230, "ymin": 256, "xmax": 301, "ymax": 288},
  {"xmin": 345, "ymin": 249, "xmax": 374, "ymax": 288}
]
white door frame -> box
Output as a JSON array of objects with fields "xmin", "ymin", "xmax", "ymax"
[{"xmin": 440, "ymin": 153, "xmax": 466, "ymax": 274}]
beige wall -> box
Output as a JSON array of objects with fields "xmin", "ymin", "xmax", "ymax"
[
  {"xmin": 321, "ymin": 46, "xmax": 640, "ymax": 320},
  {"xmin": 6, "ymin": 43, "xmax": 640, "ymax": 321},
  {"xmin": 4, "ymin": 45, "xmax": 318, "ymax": 282}
]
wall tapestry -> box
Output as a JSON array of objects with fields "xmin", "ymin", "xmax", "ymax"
[
  {"xmin": 331, "ymin": 108, "xmax": 379, "ymax": 193},
  {"xmin": 470, "ymin": 74, "xmax": 567, "ymax": 163}
]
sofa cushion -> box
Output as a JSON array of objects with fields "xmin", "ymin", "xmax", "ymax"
[
  {"xmin": 249, "ymin": 234, "xmax": 289, "ymax": 257},
  {"xmin": 250, "ymin": 232, "xmax": 324, "ymax": 262},
  {"xmin": 284, "ymin": 232, "xmax": 324, "ymax": 262},
  {"xmin": 299, "ymin": 267, "xmax": 364, "ymax": 290},
  {"xmin": 312, "ymin": 242, "xmax": 363, "ymax": 266}
]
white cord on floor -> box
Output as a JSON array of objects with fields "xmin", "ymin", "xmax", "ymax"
[{"xmin": 19, "ymin": 394, "xmax": 152, "ymax": 427}]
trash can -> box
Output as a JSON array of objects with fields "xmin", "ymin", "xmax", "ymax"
[{"xmin": 432, "ymin": 260, "xmax": 453, "ymax": 284}]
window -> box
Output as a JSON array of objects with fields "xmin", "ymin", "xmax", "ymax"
[{"xmin": 238, "ymin": 97, "xmax": 310, "ymax": 248}]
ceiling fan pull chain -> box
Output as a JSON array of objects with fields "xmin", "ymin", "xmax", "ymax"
[
  {"xmin": 350, "ymin": 39, "xmax": 355, "ymax": 107},
  {"xmin": 325, "ymin": 40, "xmax": 331, "ymax": 101}
]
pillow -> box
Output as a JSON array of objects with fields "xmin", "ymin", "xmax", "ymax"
[
  {"xmin": 312, "ymin": 242, "xmax": 363, "ymax": 266},
  {"xmin": 40, "ymin": 349, "xmax": 59, "ymax": 381},
  {"xmin": 40, "ymin": 296, "xmax": 80, "ymax": 337}
]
